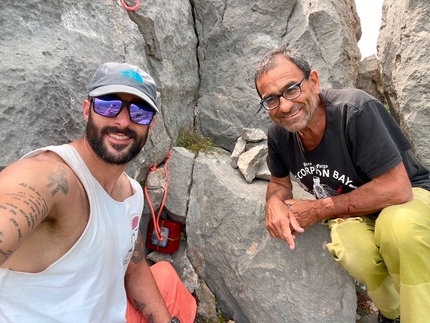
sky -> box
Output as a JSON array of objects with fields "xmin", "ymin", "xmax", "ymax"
[{"xmin": 355, "ymin": 0, "xmax": 384, "ymax": 59}]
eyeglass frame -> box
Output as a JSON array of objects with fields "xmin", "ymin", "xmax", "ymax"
[{"xmin": 259, "ymin": 71, "xmax": 310, "ymax": 111}]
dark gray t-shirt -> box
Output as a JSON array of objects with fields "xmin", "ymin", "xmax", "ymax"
[{"xmin": 267, "ymin": 88, "xmax": 430, "ymax": 198}]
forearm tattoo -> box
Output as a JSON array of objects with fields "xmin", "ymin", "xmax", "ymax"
[
  {"xmin": 0, "ymin": 166, "xmax": 69, "ymax": 261},
  {"xmin": 131, "ymin": 232, "xmax": 144, "ymax": 264},
  {"xmin": 133, "ymin": 299, "xmax": 155, "ymax": 323}
]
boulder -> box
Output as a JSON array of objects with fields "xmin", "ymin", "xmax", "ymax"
[
  {"xmin": 187, "ymin": 150, "xmax": 356, "ymax": 322},
  {"xmin": 378, "ymin": 0, "xmax": 430, "ymax": 168}
]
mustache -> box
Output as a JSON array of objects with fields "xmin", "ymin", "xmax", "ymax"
[
  {"xmin": 102, "ymin": 126, "xmax": 136, "ymax": 138},
  {"xmin": 276, "ymin": 103, "xmax": 302, "ymax": 117}
]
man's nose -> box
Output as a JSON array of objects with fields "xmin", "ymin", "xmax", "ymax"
[
  {"xmin": 113, "ymin": 105, "xmax": 132, "ymax": 126},
  {"xmin": 276, "ymin": 96, "xmax": 294, "ymax": 113}
]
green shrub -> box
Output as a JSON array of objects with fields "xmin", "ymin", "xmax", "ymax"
[{"xmin": 177, "ymin": 128, "xmax": 214, "ymax": 154}]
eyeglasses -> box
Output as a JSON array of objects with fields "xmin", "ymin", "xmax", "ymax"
[
  {"xmin": 91, "ymin": 95, "xmax": 156, "ymax": 125},
  {"xmin": 260, "ymin": 72, "xmax": 310, "ymax": 110}
]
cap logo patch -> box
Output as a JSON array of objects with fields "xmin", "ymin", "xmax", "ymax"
[{"xmin": 119, "ymin": 69, "xmax": 144, "ymax": 84}]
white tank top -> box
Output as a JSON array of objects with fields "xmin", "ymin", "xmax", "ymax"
[{"xmin": 0, "ymin": 144, "xmax": 143, "ymax": 323}]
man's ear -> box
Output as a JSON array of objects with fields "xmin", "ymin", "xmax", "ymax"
[
  {"xmin": 309, "ymin": 70, "xmax": 321, "ymax": 95},
  {"xmin": 148, "ymin": 115, "xmax": 157, "ymax": 133},
  {"xmin": 83, "ymin": 99, "xmax": 91, "ymax": 121}
]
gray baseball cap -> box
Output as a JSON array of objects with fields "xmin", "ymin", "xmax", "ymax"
[{"xmin": 88, "ymin": 62, "xmax": 158, "ymax": 112}]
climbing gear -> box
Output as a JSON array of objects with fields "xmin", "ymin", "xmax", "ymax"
[
  {"xmin": 120, "ymin": 0, "xmax": 140, "ymax": 11},
  {"xmin": 146, "ymin": 218, "xmax": 183, "ymax": 254},
  {"xmin": 144, "ymin": 149, "xmax": 183, "ymax": 254}
]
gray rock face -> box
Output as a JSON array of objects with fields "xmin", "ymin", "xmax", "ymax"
[
  {"xmin": 0, "ymin": 0, "xmax": 362, "ymax": 169},
  {"xmin": 187, "ymin": 151, "xmax": 356, "ymax": 322},
  {"xmin": 165, "ymin": 147, "xmax": 195, "ymax": 221},
  {"xmin": 378, "ymin": 0, "xmax": 430, "ymax": 168},
  {"xmin": 0, "ymin": 0, "xmax": 199, "ymax": 178},
  {"xmin": 145, "ymin": 146, "xmax": 357, "ymax": 322},
  {"xmin": 356, "ymin": 55, "xmax": 385, "ymax": 104},
  {"xmin": 193, "ymin": 0, "xmax": 361, "ymax": 151}
]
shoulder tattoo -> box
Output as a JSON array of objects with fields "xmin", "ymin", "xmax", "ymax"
[{"xmin": 46, "ymin": 166, "xmax": 69, "ymax": 197}]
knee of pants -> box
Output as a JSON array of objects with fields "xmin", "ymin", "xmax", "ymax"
[
  {"xmin": 376, "ymin": 199, "xmax": 430, "ymax": 255},
  {"xmin": 150, "ymin": 261, "xmax": 181, "ymax": 293},
  {"xmin": 376, "ymin": 199, "xmax": 430, "ymax": 282},
  {"xmin": 327, "ymin": 218, "xmax": 381, "ymax": 282},
  {"xmin": 150, "ymin": 261, "xmax": 197, "ymax": 323}
]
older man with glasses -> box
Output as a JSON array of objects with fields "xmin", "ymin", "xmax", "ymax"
[
  {"xmin": 255, "ymin": 48, "xmax": 430, "ymax": 323},
  {"xmin": 0, "ymin": 62, "xmax": 196, "ymax": 323}
]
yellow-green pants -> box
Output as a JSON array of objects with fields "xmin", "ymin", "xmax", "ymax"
[{"xmin": 326, "ymin": 188, "xmax": 430, "ymax": 322}]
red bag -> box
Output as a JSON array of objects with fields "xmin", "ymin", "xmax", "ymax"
[{"xmin": 146, "ymin": 219, "xmax": 182, "ymax": 254}]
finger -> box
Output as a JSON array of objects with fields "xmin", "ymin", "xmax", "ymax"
[
  {"xmin": 280, "ymin": 221, "xmax": 296, "ymax": 250},
  {"xmin": 289, "ymin": 214, "xmax": 305, "ymax": 233},
  {"xmin": 266, "ymin": 212, "xmax": 288, "ymax": 239},
  {"xmin": 266, "ymin": 219, "xmax": 283, "ymax": 239}
]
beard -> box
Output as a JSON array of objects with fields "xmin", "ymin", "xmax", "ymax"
[{"xmin": 85, "ymin": 112, "xmax": 147, "ymax": 165}]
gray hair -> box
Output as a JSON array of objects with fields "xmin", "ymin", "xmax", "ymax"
[{"xmin": 254, "ymin": 48, "xmax": 311, "ymax": 97}]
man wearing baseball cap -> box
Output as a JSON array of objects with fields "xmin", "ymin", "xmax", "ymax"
[{"xmin": 0, "ymin": 62, "xmax": 196, "ymax": 323}]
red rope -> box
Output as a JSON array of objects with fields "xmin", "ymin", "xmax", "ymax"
[
  {"xmin": 120, "ymin": 0, "xmax": 140, "ymax": 11},
  {"xmin": 144, "ymin": 149, "xmax": 173, "ymax": 242}
]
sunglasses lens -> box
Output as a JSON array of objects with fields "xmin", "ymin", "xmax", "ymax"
[
  {"xmin": 92, "ymin": 95, "xmax": 155, "ymax": 125},
  {"xmin": 129, "ymin": 103, "xmax": 155, "ymax": 125},
  {"xmin": 93, "ymin": 96, "xmax": 122, "ymax": 117}
]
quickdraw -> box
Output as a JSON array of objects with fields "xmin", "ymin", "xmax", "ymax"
[
  {"xmin": 120, "ymin": 0, "xmax": 140, "ymax": 11},
  {"xmin": 143, "ymin": 149, "xmax": 173, "ymax": 242}
]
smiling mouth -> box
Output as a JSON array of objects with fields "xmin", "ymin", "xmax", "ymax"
[
  {"xmin": 108, "ymin": 133, "xmax": 130, "ymax": 140},
  {"xmin": 283, "ymin": 108, "xmax": 302, "ymax": 119}
]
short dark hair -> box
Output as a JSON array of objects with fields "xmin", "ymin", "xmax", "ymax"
[{"xmin": 254, "ymin": 48, "xmax": 311, "ymax": 97}]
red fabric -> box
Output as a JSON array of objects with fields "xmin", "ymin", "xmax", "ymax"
[{"xmin": 126, "ymin": 261, "xmax": 197, "ymax": 323}]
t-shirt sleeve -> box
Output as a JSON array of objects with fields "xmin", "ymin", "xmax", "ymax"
[
  {"xmin": 267, "ymin": 124, "xmax": 290, "ymax": 178},
  {"xmin": 347, "ymin": 100, "xmax": 412, "ymax": 179}
]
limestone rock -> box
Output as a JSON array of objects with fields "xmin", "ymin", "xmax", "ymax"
[
  {"xmin": 193, "ymin": 281, "xmax": 218, "ymax": 323},
  {"xmin": 171, "ymin": 242, "xmax": 200, "ymax": 294},
  {"xmin": 237, "ymin": 145, "xmax": 268, "ymax": 183},
  {"xmin": 356, "ymin": 55, "xmax": 385, "ymax": 104},
  {"xmin": 230, "ymin": 137, "xmax": 247, "ymax": 169},
  {"xmin": 165, "ymin": 147, "xmax": 195, "ymax": 222},
  {"xmin": 241, "ymin": 128, "xmax": 267, "ymax": 142},
  {"xmin": 187, "ymin": 151, "xmax": 356, "ymax": 323},
  {"xmin": 144, "ymin": 167, "xmax": 166, "ymax": 214},
  {"xmin": 378, "ymin": 0, "xmax": 430, "ymax": 168},
  {"xmin": 195, "ymin": 0, "xmax": 361, "ymax": 151}
]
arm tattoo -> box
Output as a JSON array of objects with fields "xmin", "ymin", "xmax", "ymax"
[
  {"xmin": 8, "ymin": 217, "xmax": 22, "ymax": 241},
  {"xmin": 0, "ymin": 249, "xmax": 13, "ymax": 261},
  {"xmin": 45, "ymin": 166, "xmax": 69, "ymax": 196},
  {"xmin": 133, "ymin": 299, "xmax": 147, "ymax": 313},
  {"xmin": 131, "ymin": 232, "xmax": 144, "ymax": 264},
  {"xmin": 0, "ymin": 232, "xmax": 12, "ymax": 261},
  {"xmin": 146, "ymin": 313, "xmax": 155, "ymax": 323},
  {"xmin": 133, "ymin": 299, "xmax": 155, "ymax": 323},
  {"xmin": 0, "ymin": 167, "xmax": 68, "ymax": 256},
  {"xmin": 0, "ymin": 183, "xmax": 49, "ymax": 244}
]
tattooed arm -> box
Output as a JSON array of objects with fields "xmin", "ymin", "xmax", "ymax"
[
  {"xmin": 0, "ymin": 157, "xmax": 71, "ymax": 267},
  {"xmin": 124, "ymin": 231, "xmax": 172, "ymax": 323}
]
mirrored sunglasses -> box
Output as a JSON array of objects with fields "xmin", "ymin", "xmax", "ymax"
[{"xmin": 92, "ymin": 95, "xmax": 156, "ymax": 125}]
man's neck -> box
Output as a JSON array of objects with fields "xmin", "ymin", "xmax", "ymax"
[
  {"xmin": 298, "ymin": 104, "xmax": 326, "ymax": 151},
  {"xmin": 69, "ymin": 138, "xmax": 129, "ymax": 199}
]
